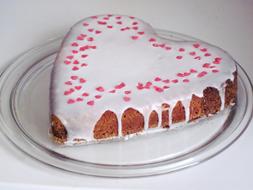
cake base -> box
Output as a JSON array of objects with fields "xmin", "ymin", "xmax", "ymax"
[{"xmin": 51, "ymin": 72, "xmax": 237, "ymax": 145}]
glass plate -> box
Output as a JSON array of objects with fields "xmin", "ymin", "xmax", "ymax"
[{"xmin": 0, "ymin": 30, "xmax": 252, "ymax": 177}]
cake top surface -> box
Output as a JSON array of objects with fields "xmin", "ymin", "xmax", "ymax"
[{"xmin": 51, "ymin": 14, "xmax": 236, "ymax": 140}]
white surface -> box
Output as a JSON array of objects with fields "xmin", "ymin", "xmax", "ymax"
[{"xmin": 0, "ymin": 0, "xmax": 253, "ymax": 189}]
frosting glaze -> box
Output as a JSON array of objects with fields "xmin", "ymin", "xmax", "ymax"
[{"xmin": 51, "ymin": 14, "xmax": 236, "ymax": 145}]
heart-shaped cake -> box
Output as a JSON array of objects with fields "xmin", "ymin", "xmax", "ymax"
[{"xmin": 50, "ymin": 14, "xmax": 237, "ymax": 145}]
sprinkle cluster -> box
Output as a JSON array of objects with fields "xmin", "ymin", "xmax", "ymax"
[{"xmin": 60, "ymin": 14, "xmax": 223, "ymax": 106}]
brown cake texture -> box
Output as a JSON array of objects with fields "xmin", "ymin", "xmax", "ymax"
[
  {"xmin": 148, "ymin": 110, "xmax": 159, "ymax": 128},
  {"xmin": 161, "ymin": 103, "xmax": 170, "ymax": 128},
  {"xmin": 93, "ymin": 111, "xmax": 118, "ymax": 139},
  {"xmin": 51, "ymin": 115, "xmax": 67, "ymax": 144},
  {"xmin": 121, "ymin": 108, "xmax": 144, "ymax": 136},
  {"xmin": 51, "ymin": 72, "xmax": 237, "ymax": 144},
  {"xmin": 172, "ymin": 101, "xmax": 186, "ymax": 124}
]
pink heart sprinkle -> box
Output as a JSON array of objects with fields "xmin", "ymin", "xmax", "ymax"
[
  {"xmin": 103, "ymin": 17, "xmax": 109, "ymax": 20},
  {"xmin": 189, "ymin": 51, "xmax": 196, "ymax": 56},
  {"xmin": 137, "ymin": 83, "xmax": 144, "ymax": 90},
  {"xmin": 132, "ymin": 26, "xmax": 138, "ymax": 30},
  {"xmin": 194, "ymin": 56, "xmax": 201, "ymax": 60},
  {"xmin": 215, "ymin": 57, "xmax": 222, "ymax": 61},
  {"xmin": 87, "ymin": 37, "xmax": 94, "ymax": 42},
  {"xmin": 197, "ymin": 71, "xmax": 208, "ymax": 78},
  {"xmin": 212, "ymin": 69, "xmax": 219, "ymax": 73},
  {"xmin": 75, "ymin": 86, "xmax": 82, "ymax": 90},
  {"xmin": 149, "ymin": 38, "xmax": 156, "ymax": 42},
  {"xmin": 66, "ymin": 55, "xmax": 73, "ymax": 60},
  {"xmin": 89, "ymin": 45, "xmax": 97, "ymax": 49},
  {"xmin": 76, "ymin": 97, "xmax": 83, "ymax": 102},
  {"xmin": 190, "ymin": 69, "xmax": 197, "ymax": 73},
  {"xmin": 109, "ymin": 89, "xmax": 116, "ymax": 93},
  {"xmin": 200, "ymin": 48, "xmax": 207, "ymax": 52},
  {"xmin": 204, "ymin": 53, "xmax": 211, "ymax": 57},
  {"xmin": 77, "ymin": 36, "xmax": 84, "ymax": 41},
  {"xmin": 213, "ymin": 57, "xmax": 222, "ymax": 64},
  {"xmin": 132, "ymin": 21, "xmax": 138, "ymax": 25},
  {"xmin": 153, "ymin": 86, "xmax": 163, "ymax": 93},
  {"xmin": 123, "ymin": 96, "xmax": 131, "ymax": 102},
  {"xmin": 107, "ymin": 25, "xmax": 113, "ymax": 29},
  {"xmin": 67, "ymin": 99, "xmax": 75, "ymax": 104},
  {"xmin": 72, "ymin": 66, "xmax": 79, "ymax": 71},
  {"xmin": 65, "ymin": 81, "xmax": 72, "ymax": 85},
  {"xmin": 176, "ymin": 56, "xmax": 183, "ymax": 60},
  {"xmin": 79, "ymin": 78, "xmax": 86, "ymax": 83},
  {"xmin": 64, "ymin": 60, "xmax": 71, "ymax": 65},
  {"xmin": 64, "ymin": 90, "xmax": 70, "ymax": 95},
  {"xmin": 72, "ymin": 50, "xmax": 78, "ymax": 54},
  {"xmin": 162, "ymin": 79, "xmax": 170, "ymax": 83},
  {"xmin": 213, "ymin": 61, "xmax": 220, "ymax": 64},
  {"xmin": 81, "ymin": 54, "xmax": 88, "ymax": 58},
  {"xmin": 177, "ymin": 73, "xmax": 184, "ymax": 77},
  {"xmin": 96, "ymin": 86, "xmax": 105, "ymax": 92},
  {"xmin": 95, "ymin": 30, "xmax": 102, "ymax": 34},
  {"xmin": 129, "ymin": 16, "xmax": 135, "ymax": 19},
  {"xmin": 82, "ymin": 22, "xmax": 89, "ymax": 26},
  {"xmin": 172, "ymin": 79, "xmax": 178, "ymax": 83},
  {"xmin": 70, "ymin": 76, "xmax": 78, "ymax": 80},
  {"xmin": 81, "ymin": 63, "xmax": 88, "ymax": 67},
  {"xmin": 138, "ymin": 31, "xmax": 145, "ymax": 35},
  {"xmin": 183, "ymin": 79, "xmax": 190, "ymax": 83},
  {"xmin": 80, "ymin": 34, "xmax": 87, "ymax": 37},
  {"xmin": 183, "ymin": 72, "xmax": 190, "ymax": 76},
  {"xmin": 144, "ymin": 81, "xmax": 152, "ymax": 89},
  {"xmin": 73, "ymin": 60, "xmax": 79, "ymax": 64},
  {"xmin": 131, "ymin": 36, "xmax": 139, "ymax": 40},
  {"xmin": 202, "ymin": 63, "xmax": 210, "ymax": 68},
  {"xmin": 79, "ymin": 46, "xmax": 88, "ymax": 51},
  {"xmin": 95, "ymin": 95, "xmax": 102, "ymax": 99},
  {"xmin": 115, "ymin": 82, "xmax": 126, "ymax": 89},
  {"xmin": 116, "ymin": 21, "xmax": 122, "ymax": 25},
  {"xmin": 97, "ymin": 21, "xmax": 107, "ymax": 25},
  {"xmin": 116, "ymin": 16, "xmax": 121, "ymax": 19},
  {"xmin": 71, "ymin": 42, "xmax": 79, "ymax": 47},
  {"xmin": 179, "ymin": 48, "xmax": 185, "ymax": 52},
  {"xmin": 193, "ymin": 43, "xmax": 200, "ymax": 48},
  {"xmin": 124, "ymin": 90, "xmax": 131, "ymax": 94},
  {"xmin": 88, "ymin": 28, "xmax": 94, "ymax": 32},
  {"xmin": 163, "ymin": 85, "xmax": 169, "ymax": 89},
  {"xmin": 154, "ymin": 77, "xmax": 161, "ymax": 81},
  {"xmin": 82, "ymin": 92, "xmax": 89, "ymax": 97},
  {"xmin": 87, "ymin": 100, "xmax": 94, "ymax": 106},
  {"xmin": 165, "ymin": 46, "xmax": 172, "ymax": 50}
]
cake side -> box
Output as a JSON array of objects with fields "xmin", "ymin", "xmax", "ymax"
[{"xmin": 51, "ymin": 71, "xmax": 237, "ymax": 144}]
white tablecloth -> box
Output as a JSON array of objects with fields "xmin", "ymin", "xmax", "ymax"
[{"xmin": 0, "ymin": 0, "xmax": 253, "ymax": 189}]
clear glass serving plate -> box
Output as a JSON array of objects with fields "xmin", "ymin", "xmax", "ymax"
[{"xmin": 0, "ymin": 30, "xmax": 252, "ymax": 177}]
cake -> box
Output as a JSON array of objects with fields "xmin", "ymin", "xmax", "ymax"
[{"xmin": 50, "ymin": 14, "xmax": 237, "ymax": 145}]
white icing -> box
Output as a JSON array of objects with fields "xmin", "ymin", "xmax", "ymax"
[
  {"xmin": 51, "ymin": 14, "xmax": 236, "ymax": 145},
  {"xmin": 156, "ymin": 105, "xmax": 162, "ymax": 129}
]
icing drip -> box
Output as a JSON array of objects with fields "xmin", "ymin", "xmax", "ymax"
[
  {"xmin": 51, "ymin": 14, "xmax": 237, "ymax": 144},
  {"xmin": 156, "ymin": 106, "xmax": 162, "ymax": 129}
]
